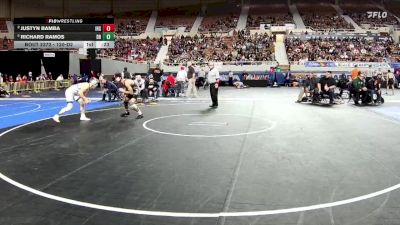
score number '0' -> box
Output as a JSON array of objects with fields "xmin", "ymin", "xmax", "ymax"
[{"xmin": 102, "ymin": 24, "xmax": 115, "ymax": 32}]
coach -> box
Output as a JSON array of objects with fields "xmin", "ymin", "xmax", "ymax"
[{"xmin": 208, "ymin": 62, "xmax": 220, "ymax": 108}]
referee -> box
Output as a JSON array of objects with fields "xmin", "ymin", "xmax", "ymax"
[{"xmin": 207, "ymin": 62, "xmax": 220, "ymax": 108}]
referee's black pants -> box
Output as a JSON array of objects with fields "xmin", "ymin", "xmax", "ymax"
[{"xmin": 210, "ymin": 82, "xmax": 218, "ymax": 106}]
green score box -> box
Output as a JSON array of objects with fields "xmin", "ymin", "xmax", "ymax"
[{"xmin": 102, "ymin": 32, "xmax": 115, "ymax": 41}]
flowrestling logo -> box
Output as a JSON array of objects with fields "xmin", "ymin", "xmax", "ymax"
[{"xmin": 367, "ymin": 11, "xmax": 388, "ymax": 19}]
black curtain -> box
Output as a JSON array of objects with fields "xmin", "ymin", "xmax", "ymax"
[
  {"xmin": 0, "ymin": 51, "xmax": 69, "ymax": 80},
  {"xmin": 79, "ymin": 59, "xmax": 101, "ymax": 76}
]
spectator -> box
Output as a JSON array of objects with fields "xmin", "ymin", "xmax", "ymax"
[
  {"xmin": 199, "ymin": 14, "xmax": 239, "ymax": 32},
  {"xmin": 134, "ymin": 75, "xmax": 147, "ymax": 102},
  {"xmin": 99, "ymin": 37, "xmax": 161, "ymax": 62},
  {"xmin": 146, "ymin": 77, "xmax": 159, "ymax": 100},
  {"xmin": 176, "ymin": 66, "xmax": 187, "ymax": 97},
  {"xmin": 152, "ymin": 65, "xmax": 163, "ymax": 97},
  {"xmin": 301, "ymin": 13, "xmax": 354, "ymax": 30},
  {"xmin": 21, "ymin": 75, "xmax": 28, "ymax": 83},
  {"xmin": 186, "ymin": 61, "xmax": 198, "ymax": 98},
  {"xmin": 286, "ymin": 36, "xmax": 399, "ymax": 63},
  {"xmin": 16, "ymin": 74, "xmax": 22, "ymax": 82},
  {"xmin": 123, "ymin": 67, "xmax": 131, "ymax": 79},
  {"xmin": 317, "ymin": 71, "xmax": 336, "ymax": 104},
  {"xmin": 167, "ymin": 33, "xmax": 274, "ymax": 64},
  {"xmin": 247, "ymin": 14, "xmax": 293, "ymax": 28},
  {"xmin": 28, "ymin": 71, "xmax": 33, "ymax": 81},
  {"xmin": 56, "ymin": 74, "xmax": 64, "ymax": 81},
  {"xmin": 351, "ymin": 65, "xmax": 360, "ymax": 80}
]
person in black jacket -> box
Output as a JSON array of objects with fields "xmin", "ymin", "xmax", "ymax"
[
  {"xmin": 101, "ymin": 78, "xmax": 119, "ymax": 102},
  {"xmin": 317, "ymin": 71, "xmax": 336, "ymax": 104},
  {"xmin": 337, "ymin": 73, "xmax": 350, "ymax": 97}
]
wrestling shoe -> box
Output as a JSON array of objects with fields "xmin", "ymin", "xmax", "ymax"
[
  {"xmin": 136, "ymin": 114, "xmax": 144, "ymax": 119},
  {"xmin": 80, "ymin": 115, "xmax": 91, "ymax": 121},
  {"xmin": 52, "ymin": 114, "xmax": 60, "ymax": 123},
  {"xmin": 120, "ymin": 111, "xmax": 130, "ymax": 117}
]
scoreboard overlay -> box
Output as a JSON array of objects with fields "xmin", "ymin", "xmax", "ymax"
[{"xmin": 13, "ymin": 18, "xmax": 115, "ymax": 49}]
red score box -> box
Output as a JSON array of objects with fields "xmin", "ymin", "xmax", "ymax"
[{"xmin": 102, "ymin": 24, "xmax": 115, "ymax": 32}]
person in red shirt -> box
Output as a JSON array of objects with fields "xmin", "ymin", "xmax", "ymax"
[
  {"xmin": 15, "ymin": 74, "xmax": 22, "ymax": 82},
  {"xmin": 162, "ymin": 74, "xmax": 176, "ymax": 96},
  {"xmin": 21, "ymin": 75, "xmax": 28, "ymax": 84},
  {"xmin": 90, "ymin": 70, "xmax": 97, "ymax": 79}
]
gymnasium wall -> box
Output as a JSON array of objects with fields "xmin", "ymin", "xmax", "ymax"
[
  {"xmin": 13, "ymin": 0, "xmax": 63, "ymax": 18},
  {"xmin": 0, "ymin": 0, "xmax": 10, "ymax": 18},
  {"xmin": 67, "ymin": 0, "xmax": 112, "ymax": 16},
  {"xmin": 7, "ymin": 0, "xmax": 228, "ymax": 18},
  {"xmin": 113, "ymin": 0, "xmax": 158, "ymax": 13}
]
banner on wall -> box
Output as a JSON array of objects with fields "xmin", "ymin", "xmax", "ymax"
[
  {"xmin": 304, "ymin": 61, "xmax": 337, "ymax": 67},
  {"xmin": 304, "ymin": 61, "xmax": 391, "ymax": 69},
  {"xmin": 392, "ymin": 63, "xmax": 400, "ymax": 76},
  {"xmin": 337, "ymin": 62, "xmax": 391, "ymax": 69}
]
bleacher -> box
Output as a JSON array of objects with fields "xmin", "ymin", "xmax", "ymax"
[
  {"xmin": 166, "ymin": 32, "xmax": 274, "ymax": 64},
  {"xmin": 386, "ymin": 2, "xmax": 400, "ymax": 18},
  {"xmin": 199, "ymin": 2, "xmax": 241, "ymax": 32},
  {"xmin": 297, "ymin": 3, "xmax": 354, "ymax": 30},
  {"xmin": 116, "ymin": 11, "xmax": 152, "ymax": 36},
  {"xmin": 98, "ymin": 37, "xmax": 162, "ymax": 62},
  {"xmin": 155, "ymin": 6, "xmax": 199, "ymax": 31},
  {"xmin": 341, "ymin": 3, "xmax": 400, "ymax": 28},
  {"xmin": 286, "ymin": 36, "xmax": 399, "ymax": 63},
  {"xmin": 247, "ymin": 3, "xmax": 293, "ymax": 29}
]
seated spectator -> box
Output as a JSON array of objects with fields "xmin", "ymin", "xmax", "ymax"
[
  {"xmin": 146, "ymin": 77, "xmax": 159, "ymax": 100},
  {"xmin": 163, "ymin": 74, "xmax": 176, "ymax": 97},
  {"xmin": 247, "ymin": 14, "xmax": 293, "ymax": 28},
  {"xmin": 199, "ymin": 14, "xmax": 239, "ymax": 32},
  {"xmin": 346, "ymin": 12, "xmax": 399, "ymax": 27},
  {"xmin": 156, "ymin": 7, "xmax": 198, "ymax": 31},
  {"xmin": 15, "ymin": 74, "xmax": 22, "ymax": 82},
  {"xmin": 116, "ymin": 11, "xmax": 151, "ymax": 35},
  {"xmin": 99, "ymin": 37, "xmax": 161, "ymax": 62},
  {"xmin": 166, "ymin": 32, "xmax": 274, "ymax": 64},
  {"xmin": 286, "ymin": 36, "xmax": 399, "ymax": 62},
  {"xmin": 301, "ymin": 13, "xmax": 354, "ymax": 30},
  {"xmin": 297, "ymin": 73, "xmax": 318, "ymax": 102},
  {"xmin": 317, "ymin": 71, "xmax": 336, "ymax": 104},
  {"xmin": 352, "ymin": 73, "xmax": 368, "ymax": 104},
  {"xmin": 0, "ymin": 86, "xmax": 10, "ymax": 98},
  {"xmin": 21, "ymin": 75, "xmax": 28, "ymax": 83}
]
